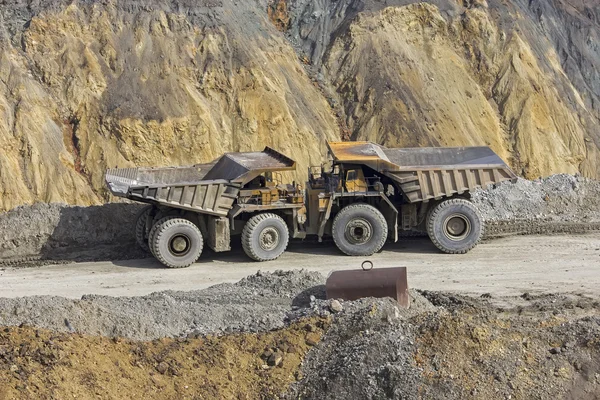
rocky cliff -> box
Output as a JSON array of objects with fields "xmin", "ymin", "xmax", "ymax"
[
  {"xmin": 286, "ymin": 0, "xmax": 600, "ymax": 178},
  {"xmin": 0, "ymin": 0, "xmax": 598, "ymax": 211},
  {"xmin": 0, "ymin": 0, "xmax": 340, "ymax": 211}
]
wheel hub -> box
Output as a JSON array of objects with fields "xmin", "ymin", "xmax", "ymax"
[
  {"xmin": 443, "ymin": 214, "xmax": 471, "ymax": 241},
  {"xmin": 345, "ymin": 218, "xmax": 373, "ymax": 245},
  {"xmin": 259, "ymin": 227, "xmax": 280, "ymax": 251},
  {"xmin": 169, "ymin": 234, "xmax": 191, "ymax": 256}
]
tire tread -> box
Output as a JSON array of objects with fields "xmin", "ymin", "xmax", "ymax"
[
  {"xmin": 242, "ymin": 213, "xmax": 288, "ymax": 262},
  {"xmin": 151, "ymin": 217, "xmax": 203, "ymax": 268},
  {"xmin": 332, "ymin": 203, "xmax": 388, "ymax": 256},
  {"xmin": 134, "ymin": 206, "xmax": 153, "ymax": 252},
  {"xmin": 426, "ymin": 198, "xmax": 484, "ymax": 254}
]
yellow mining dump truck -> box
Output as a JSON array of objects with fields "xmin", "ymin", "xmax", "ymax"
[{"xmin": 105, "ymin": 142, "xmax": 516, "ymax": 268}]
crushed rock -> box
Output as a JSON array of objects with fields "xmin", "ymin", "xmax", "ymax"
[
  {"xmin": 285, "ymin": 297, "xmax": 422, "ymax": 400},
  {"xmin": 286, "ymin": 290, "xmax": 600, "ymax": 400},
  {"xmin": 0, "ymin": 270, "xmax": 325, "ymax": 341},
  {"xmin": 472, "ymin": 174, "xmax": 600, "ymax": 223}
]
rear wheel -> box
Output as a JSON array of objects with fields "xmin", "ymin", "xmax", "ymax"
[
  {"xmin": 242, "ymin": 213, "xmax": 289, "ymax": 261},
  {"xmin": 332, "ymin": 204, "xmax": 388, "ymax": 256},
  {"xmin": 150, "ymin": 217, "xmax": 203, "ymax": 268},
  {"xmin": 147, "ymin": 210, "xmax": 181, "ymax": 257},
  {"xmin": 134, "ymin": 206, "xmax": 154, "ymax": 252},
  {"xmin": 426, "ymin": 198, "xmax": 483, "ymax": 254}
]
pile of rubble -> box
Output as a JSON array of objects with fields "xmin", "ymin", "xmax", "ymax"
[
  {"xmin": 472, "ymin": 174, "xmax": 600, "ymax": 223},
  {"xmin": 1, "ymin": 270, "xmax": 599, "ymax": 399}
]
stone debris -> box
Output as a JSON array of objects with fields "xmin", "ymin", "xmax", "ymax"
[
  {"xmin": 0, "ymin": 270, "xmax": 598, "ymax": 399},
  {"xmin": 329, "ymin": 300, "xmax": 343, "ymax": 313}
]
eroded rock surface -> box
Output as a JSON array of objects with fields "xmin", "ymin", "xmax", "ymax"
[
  {"xmin": 0, "ymin": 0, "xmax": 339, "ymax": 211},
  {"xmin": 1, "ymin": 0, "xmax": 599, "ymax": 211}
]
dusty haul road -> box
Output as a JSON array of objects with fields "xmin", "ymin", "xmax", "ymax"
[{"xmin": 1, "ymin": 233, "xmax": 599, "ymax": 299}]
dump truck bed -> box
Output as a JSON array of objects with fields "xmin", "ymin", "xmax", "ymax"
[
  {"xmin": 105, "ymin": 147, "xmax": 296, "ymax": 216},
  {"xmin": 327, "ymin": 142, "xmax": 517, "ymax": 203}
]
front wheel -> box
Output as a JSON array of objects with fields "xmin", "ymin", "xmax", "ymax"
[
  {"xmin": 332, "ymin": 203, "xmax": 388, "ymax": 256},
  {"xmin": 242, "ymin": 213, "xmax": 289, "ymax": 262},
  {"xmin": 426, "ymin": 198, "xmax": 483, "ymax": 254},
  {"xmin": 150, "ymin": 217, "xmax": 204, "ymax": 268}
]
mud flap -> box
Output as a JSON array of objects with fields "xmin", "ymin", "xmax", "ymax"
[{"xmin": 207, "ymin": 216, "xmax": 231, "ymax": 252}]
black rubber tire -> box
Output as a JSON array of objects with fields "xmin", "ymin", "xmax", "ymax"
[
  {"xmin": 242, "ymin": 213, "xmax": 289, "ymax": 262},
  {"xmin": 147, "ymin": 217, "xmax": 169, "ymax": 258},
  {"xmin": 150, "ymin": 217, "xmax": 204, "ymax": 268},
  {"xmin": 332, "ymin": 203, "xmax": 388, "ymax": 256},
  {"xmin": 147, "ymin": 210, "xmax": 181, "ymax": 257},
  {"xmin": 426, "ymin": 198, "xmax": 484, "ymax": 254},
  {"xmin": 134, "ymin": 206, "xmax": 154, "ymax": 252}
]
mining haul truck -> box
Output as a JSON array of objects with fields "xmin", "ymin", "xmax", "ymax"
[{"xmin": 105, "ymin": 141, "xmax": 517, "ymax": 268}]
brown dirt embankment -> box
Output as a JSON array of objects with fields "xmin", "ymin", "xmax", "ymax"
[
  {"xmin": 0, "ymin": 318, "xmax": 329, "ymax": 400},
  {"xmin": 2, "ymin": 0, "xmax": 600, "ymax": 211}
]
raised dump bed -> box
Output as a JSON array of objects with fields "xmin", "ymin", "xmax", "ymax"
[
  {"xmin": 326, "ymin": 142, "xmax": 517, "ymax": 203},
  {"xmin": 105, "ymin": 147, "xmax": 296, "ymax": 217}
]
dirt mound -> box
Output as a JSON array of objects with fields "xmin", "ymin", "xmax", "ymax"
[
  {"xmin": 288, "ymin": 292, "xmax": 600, "ymax": 400},
  {"xmin": 413, "ymin": 292, "xmax": 600, "ymax": 399},
  {"xmin": 0, "ymin": 317, "xmax": 329, "ymax": 400},
  {"xmin": 0, "ymin": 203, "xmax": 145, "ymax": 264},
  {"xmin": 285, "ymin": 298, "xmax": 423, "ymax": 399},
  {"xmin": 0, "ymin": 270, "xmax": 326, "ymax": 341},
  {"xmin": 473, "ymin": 174, "xmax": 600, "ymax": 223}
]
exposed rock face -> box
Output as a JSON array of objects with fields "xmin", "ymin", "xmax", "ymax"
[
  {"xmin": 0, "ymin": 0, "xmax": 599, "ymax": 211},
  {"xmin": 0, "ymin": 0, "xmax": 339, "ymax": 211},
  {"xmin": 287, "ymin": 0, "xmax": 600, "ymax": 180}
]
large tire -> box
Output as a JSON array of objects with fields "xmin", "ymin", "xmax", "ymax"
[
  {"xmin": 150, "ymin": 217, "xmax": 204, "ymax": 268},
  {"xmin": 147, "ymin": 217, "xmax": 168, "ymax": 258},
  {"xmin": 147, "ymin": 210, "xmax": 182, "ymax": 257},
  {"xmin": 134, "ymin": 206, "xmax": 154, "ymax": 252},
  {"xmin": 242, "ymin": 213, "xmax": 289, "ymax": 262},
  {"xmin": 426, "ymin": 198, "xmax": 483, "ymax": 254},
  {"xmin": 332, "ymin": 204, "xmax": 388, "ymax": 256}
]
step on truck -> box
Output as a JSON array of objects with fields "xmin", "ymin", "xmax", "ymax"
[{"xmin": 105, "ymin": 141, "xmax": 517, "ymax": 268}]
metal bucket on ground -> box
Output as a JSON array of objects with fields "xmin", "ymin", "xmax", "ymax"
[{"xmin": 326, "ymin": 262, "xmax": 410, "ymax": 308}]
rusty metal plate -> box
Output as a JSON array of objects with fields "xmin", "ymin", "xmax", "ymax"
[{"xmin": 326, "ymin": 263, "xmax": 410, "ymax": 308}]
